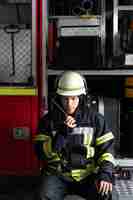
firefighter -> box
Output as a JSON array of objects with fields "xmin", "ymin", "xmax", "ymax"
[{"xmin": 34, "ymin": 71, "xmax": 115, "ymax": 200}]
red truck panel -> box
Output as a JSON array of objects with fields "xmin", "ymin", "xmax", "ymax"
[{"xmin": 0, "ymin": 96, "xmax": 40, "ymax": 175}]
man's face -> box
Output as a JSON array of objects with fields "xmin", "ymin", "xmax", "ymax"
[{"xmin": 61, "ymin": 96, "xmax": 79, "ymax": 115}]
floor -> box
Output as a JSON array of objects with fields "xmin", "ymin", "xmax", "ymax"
[
  {"xmin": 0, "ymin": 176, "xmax": 40, "ymax": 200},
  {"xmin": 0, "ymin": 176, "xmax": 86, "ymax": 200}
]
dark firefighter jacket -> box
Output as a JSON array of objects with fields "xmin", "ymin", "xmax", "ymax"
[{"xmin": 34, "ymin": 104, "xmax": 115, "ymax": 182}]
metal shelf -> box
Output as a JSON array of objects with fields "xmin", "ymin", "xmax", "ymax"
[
  {"xmin": 118, "ymin": 5, "xmax": 133, "ymax": 11},
  {"xmin": 49, "ymin": 15, "xmax": 101, "ymax": 20},
  {"xmin": 48, "ymin": 0, "xmax": 106, "ymax": 68},
  {"xmin": 48, "ymin": 69, "xmax": 133, "ymax": 76},
  {"xmin": 59, "ymin": 26, "xmax": 101, "ymax": 37},
  {"xmin": 115, "ymin": 158, "xmax": 133, "ymax": 167}
]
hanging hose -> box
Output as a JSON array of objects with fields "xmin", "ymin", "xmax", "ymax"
[{"xmin": 4, "ymin": 24, "xmax": 20, "ymax": 76}]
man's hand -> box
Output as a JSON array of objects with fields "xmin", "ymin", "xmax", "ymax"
[
  {"xmin": 64, "ymin": 115, "xmax": 77, "ymax": 128},
  {"xmin": 96, "ymin": 180, "xmax": 112, "ymax": 195}
]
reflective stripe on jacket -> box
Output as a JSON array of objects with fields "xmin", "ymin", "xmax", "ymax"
[{"xmin": 34, "ymin": 106, "xmax": 115, "ymax": 182}]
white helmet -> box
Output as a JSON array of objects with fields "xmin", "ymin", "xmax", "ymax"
[{"xmin": 56, "ymin": 71, "xmax": 87, "ymax": 96}]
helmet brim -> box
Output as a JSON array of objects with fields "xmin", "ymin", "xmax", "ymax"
[{"xmin": 56, "ymin": 88, "xmax": 86, "ymax": 96}]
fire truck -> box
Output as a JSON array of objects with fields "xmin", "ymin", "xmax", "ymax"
[
  {"xmin": 0, "ymin": 0, "xmax": 45, "ymax": 175},
  {"xmin": 0, "ymin": 0, "xmax": 133, "ymax": 199}
]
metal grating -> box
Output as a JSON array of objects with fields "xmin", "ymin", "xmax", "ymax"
[
  {"xmin": 0, "ymin": 28, "xmax": 32, "ymax": 84},
  {"xmin": 114, "ymin": 179, "xmax": 133, "ymax": 199}
]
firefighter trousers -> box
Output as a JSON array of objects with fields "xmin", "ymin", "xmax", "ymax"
[{"xmin": 38, "ymin": 174, "xmax": 112, "ymax": 200}]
